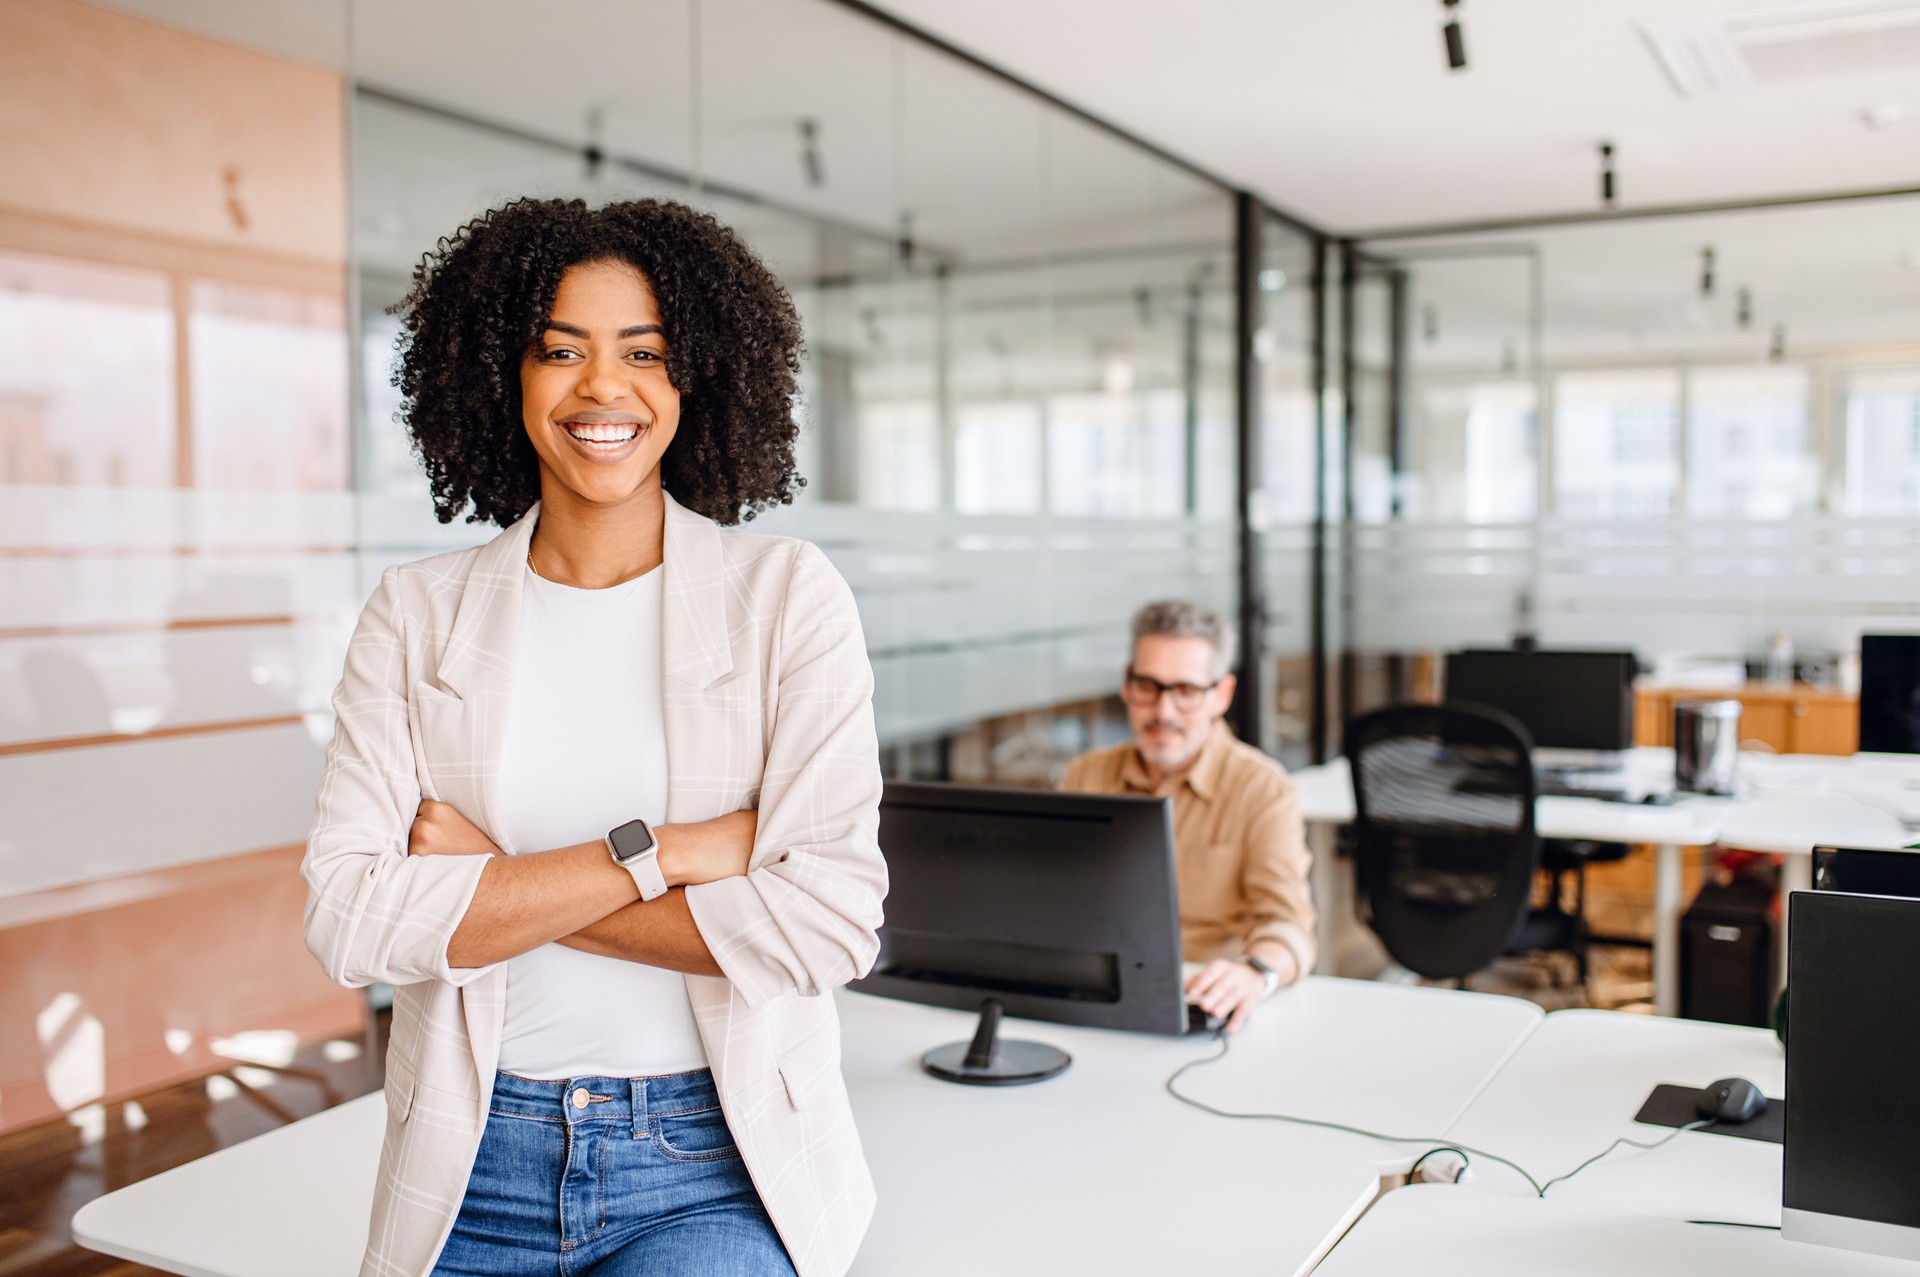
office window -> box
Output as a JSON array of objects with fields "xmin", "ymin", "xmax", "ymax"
[
  {"xmin": 1685, "ymin": 366, "xmax": 1815, "ymax": 519},
  {"xmin": 1410, "ymin": 380, "xmax": 1537, "ymax": 523},
  {"xmin": 1552, "ymin": 371, "xmax": 1680, "ymax": 519},
  {"xmin": 857, "ymin": 399, "xmax": 941, "ymax": 512},
  {"xmin": 1047, "ymin": 390, "xmax": 1185, "ymax": 518},
  {"xmin": 1840, "ymin": 368, "xmax": 1920, "ymax": 516},
  {"xmin": 190, "ymin": 280, "xmax": 349, "ymax": 491},
  {"xmin": 0, "ymin": 249, "xmax": 175, "ymax": 486},
  {"xmin": 954, "ymin": 401, "xmax": 1041, "ymax": 514}
]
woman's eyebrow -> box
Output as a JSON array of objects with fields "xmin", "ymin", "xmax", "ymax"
[{"xmin": 542, "ymin": 320, "xmax": 665, "ymax": 339}]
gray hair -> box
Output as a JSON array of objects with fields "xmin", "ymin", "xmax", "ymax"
[{"xmin": 1130, "ymin": 600, "xmax": 1236, "ymax": 682}]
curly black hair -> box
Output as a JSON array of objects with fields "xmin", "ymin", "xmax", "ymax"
[{"xmin": 392, "ymin": 197, "xmax": 805, "ymax": 528}]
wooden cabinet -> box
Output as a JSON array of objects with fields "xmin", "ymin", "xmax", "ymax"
[{"xmin": 1634, "ymin": 683, "xmax": 1858, "ymax": 756}]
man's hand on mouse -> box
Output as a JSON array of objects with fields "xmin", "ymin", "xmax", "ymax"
[{"xmin": 1185, "ymin": 959, "xmax": 1266, "ymax": 1034}]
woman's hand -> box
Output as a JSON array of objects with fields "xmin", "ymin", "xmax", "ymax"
[
  {"xmin": 408, "ymin": 799, "xmax": 505, "ymax": 858},
  {"xmin": 658, "ymin": 809, "xmax": 757, "ymax": 887}
]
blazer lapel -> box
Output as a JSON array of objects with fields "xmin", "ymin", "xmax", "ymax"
[
  {"xmin": 662, "ymin": 492, "xmax": 736, "ymax": 693},
  {"xmin": 413, "ymin": 505, "xmax": 534, "ymax": 852}
]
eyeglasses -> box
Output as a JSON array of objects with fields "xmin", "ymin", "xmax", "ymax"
[{"xmin": 1120, "ymin": 667, "xmax": 1223, "ymax": 712}]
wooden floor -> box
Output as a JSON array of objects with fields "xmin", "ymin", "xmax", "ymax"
[{"xmin": 0, "ymin": 1016, "xmax": 385, "ymax": 1277}]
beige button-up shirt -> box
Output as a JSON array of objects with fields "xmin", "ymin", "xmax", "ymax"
[{"xmin": 1061, "ymin": 721, "xmax": 1316, "ymax": 974}]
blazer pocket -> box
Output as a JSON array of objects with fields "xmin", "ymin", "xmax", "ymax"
[
  {"xmin": 383, "ymin": 1051, "xmax": 419, "ymax": 1124},
  {"xmin": 777, "ymin": 1022, "xmax": 841, "ymax": 1111}
]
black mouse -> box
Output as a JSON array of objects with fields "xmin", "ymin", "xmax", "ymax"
[
  {"xmin": 1695, "ymin": 1076, "xmax": 1767, "ymax": 1124},
  {"xmin": 1186, "ymin": 1003, "xmax": 1224, "ymax": 1035}
]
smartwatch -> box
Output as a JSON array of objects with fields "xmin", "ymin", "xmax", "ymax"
[
  {"xmin": 1241, "ymin": 953, "xmax": 1281, "ymax": 1000},
  {"xmin": 606, "ymin": 818, "xmax": 668, "ymax": 902}
]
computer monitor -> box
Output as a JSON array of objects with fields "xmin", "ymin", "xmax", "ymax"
[
  {"xmin": 1859, "ymin": 634, "xmax": 1920, "ymax": 754},
  {"xmin": 1783, "ymin": 891, "xmax": 1920, "ymax": 1261},
  {"xmin": 850, "ymin": 781, "xmax": 1186, "ymax": 1083},
  {"xmin": 1443, "ymin": 648, "xmax": 1636, "ymax": 753},
  {"xmin": 1813, "ymin": 845, "xmax": 1920, "ymax": 899}
]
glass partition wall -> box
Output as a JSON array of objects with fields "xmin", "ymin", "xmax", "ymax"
[
  {"xmin": 347, "ymin": 0, "xmax": 1260, "ymax": 784},
  {"xmin": 1355, "ymin": 194, "xmax": 1920, "ymax": 716}
]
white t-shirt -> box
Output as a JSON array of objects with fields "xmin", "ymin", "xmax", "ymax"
[{"xmin": 494, "ymin": 563, "xmax": 707, "ymax": 1078}]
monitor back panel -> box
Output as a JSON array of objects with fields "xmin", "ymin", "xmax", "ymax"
[
  {"xmin": 1443, "ymin": 649, "xmax": 1636, "ymax": 752},
  {"xmin": 1784, "ymin": 891, "xmax": 1920, "ymax": 1236},
  {"xmin": 1860, "ymin": 634, "xmax": 1920, "ymax": 754},
  {"xmin": 852, "ymin": 782, "xmax": 1187, "ymax": 1035}
]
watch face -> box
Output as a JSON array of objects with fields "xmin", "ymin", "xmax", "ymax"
[{"xmin": 608, "ymin": 819, "xmax": 655, "ymax": 862}]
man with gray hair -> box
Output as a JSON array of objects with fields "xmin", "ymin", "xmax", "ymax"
[{"xmin": 1060, "ymin": 599, "xmax": 1314, "ymax": 1033}]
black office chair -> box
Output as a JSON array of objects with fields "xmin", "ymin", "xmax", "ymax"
[
  {"xmin": 1535, "ymin": 836, "xmax": 1631, "ymax": 981},
  {"xmin": 1348, "ymin": 702, "xmax": 1574, "ymax": 983}
]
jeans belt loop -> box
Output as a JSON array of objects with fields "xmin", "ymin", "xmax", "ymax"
[{"xmin": 630, "ymin": 1077, "xmax": 647, "ymax": 1140}]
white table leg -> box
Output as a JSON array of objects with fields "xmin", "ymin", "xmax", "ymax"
[
  {"xmin": 1308, "ymin": 821, "xmax": 1339, "ymax": 977},
  {"xmin": 1776, "ymin": 853, "xmax": 1812, "ymax": 995},
  {"xmin": 1653, "ymin": 842, "xmax": 1683, "ymax": 1017}
]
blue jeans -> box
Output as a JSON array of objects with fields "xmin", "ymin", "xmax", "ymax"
[{"xmin": 432, "ymin": 1069, "xmax": 796, "ymax": 1277}]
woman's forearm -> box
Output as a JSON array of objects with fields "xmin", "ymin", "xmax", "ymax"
[
  {"xmin": 556, "ymin": 889, "xmax": 723, "ymax": 976},
  {"xmin": 445, "ymin": 843, "xmax": 639, "ymax": 968}
]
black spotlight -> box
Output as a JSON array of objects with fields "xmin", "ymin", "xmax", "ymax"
[
  {"xmin": 1599, "ymin": 141, "xmax": 1616, "ymax": 206},
  {"xmin": 1699, "ymin": 246, "xmax": 1715, "ymax": 297},
  {"xmin": 1442, "ymin": 0, "xmax": 1467, "ymax": 70},
  {"xmin": 1737, "ymin": 287, "xmax": 1754, "ymax": 329}
]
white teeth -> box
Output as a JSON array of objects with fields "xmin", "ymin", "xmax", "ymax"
[{"xmin": 565, "ymin": 423, "xmax": 640, "ymax": 444}]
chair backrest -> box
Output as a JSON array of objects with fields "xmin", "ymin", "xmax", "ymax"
[{"xmin": 1347, "ymin": 702, "xmax": 1540, "ymax": 980}]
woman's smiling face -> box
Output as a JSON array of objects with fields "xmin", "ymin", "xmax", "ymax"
[{"xmin": 519, "ymin": 259, "xmax": 681, "ymax": 509}]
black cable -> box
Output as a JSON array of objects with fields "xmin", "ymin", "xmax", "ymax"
[
  {"xmin": 1165, "ymin": 1032, "xmax": 1724, "ymax": 1200},
  {"xmin": 1533, "ymin": 1119, "xmax": 1711, "ymax": 1196},
  {"xmin": 1686, "ymin": 1220, "xmax": 1782, "ymax": 1230},
  {"xmin": 1166, "ymin": 1032, "xmax": 1550, "ymax": 1195}
]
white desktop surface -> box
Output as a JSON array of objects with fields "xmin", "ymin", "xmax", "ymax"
[
  {"xmin": 1443, "ymin": 1009, "xmax": 1785, "ymax": 1227},
  {"xmin": 74, "ymin": 979, "xmax": 1540, "ymax": 1277},
  {"xmin": 1293, "ymin": 748, "xmax": 1920, "ymax": 1013},
  {"xmin": 71, "ymin": 1091, "xmax": 381, "ymax": 1277},
  {"xmin": 1312, "ymin": 1184, "xmax": 1915, "ymax": 1277},
  {"xmin": 1291, "ymin": 754, "xmax": 1732, "ymax": 849}
]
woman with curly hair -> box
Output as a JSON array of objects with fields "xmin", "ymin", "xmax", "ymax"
[{"xmin": 302, "ymin": 197, "xmax": 887, "ymax": 1277}]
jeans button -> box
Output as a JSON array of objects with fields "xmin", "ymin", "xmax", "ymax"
[{"xmin": 571, "ymin": 1087, "xmax": 589, "ymax": 1110}]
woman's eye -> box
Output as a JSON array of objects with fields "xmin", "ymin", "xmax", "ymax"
[
  {"xmin": 627, "ymin": 349, "xmax": 663, "ymax": 363},
  {"xmin": 540, "ymin": 347, "xmax": 580, "ymax": 362}
]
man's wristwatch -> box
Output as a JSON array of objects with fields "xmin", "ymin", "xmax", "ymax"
[
  {"xmin": 607, "ymin": 818, "xmax": 668, "ymax": 902},
  {"xmin": 1241, "ymin": 953, "xmax": 1282, "ymax": 1000}
]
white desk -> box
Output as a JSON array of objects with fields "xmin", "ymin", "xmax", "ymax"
[
  {"xmin": 75, "ymin": 978, "xmax": 1542, "ymax": 1277},
  {"xmin": 1443, "ymin": 1009, "xmax": 1784, "ymax": 1227},
  {"xmin": 1294, "ymin": 752, "xmax": 1734, "ymax": 1014},
  {"xmin": 1312, "ymin": 1184, "xmax": 1914, "ymax": 1277}
]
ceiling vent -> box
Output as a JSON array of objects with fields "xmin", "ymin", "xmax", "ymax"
[{"xmin": 1641, "ymin": 1, "xmax": 1920, "ymax": 97}]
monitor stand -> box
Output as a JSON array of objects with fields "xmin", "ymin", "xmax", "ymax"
[{"xmin": 921, "ymin": 998, "xmax": 1071, "ymax": 1086}]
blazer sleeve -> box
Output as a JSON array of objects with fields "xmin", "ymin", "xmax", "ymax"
[
  {"xmin": 685, "ymin": 542, "xmax": 888, "ymax": 1008},
  {"xmin": 301, "ymin": 565, "xmax": 496, "ymax": 989}
]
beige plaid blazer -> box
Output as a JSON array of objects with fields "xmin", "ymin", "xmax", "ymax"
[{"xmin": 302, "ymin": 493, "xmax": 886, "ymax": 1277}]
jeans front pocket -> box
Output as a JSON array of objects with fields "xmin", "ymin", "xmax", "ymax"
[{"xmin": 652, "ymin": 1101, "xmax": 741, "ymax": 1163}]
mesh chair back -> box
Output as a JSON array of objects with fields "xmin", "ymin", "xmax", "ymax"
[{"xmin": 1348, "ymin": 702, "xmax": 1540, "ymax": 979}]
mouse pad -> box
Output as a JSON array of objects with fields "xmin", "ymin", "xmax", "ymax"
[{"xmin": 1634, "ymin": 1083, "xmax": 1784, "ymax": 1145}]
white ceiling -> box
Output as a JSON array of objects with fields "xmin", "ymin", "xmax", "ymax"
[
  {"xmin": 871, "ymin": 0, "xmax": 1920, "ymax": 233},
  {"xmin": 89, "ymin": 0, "xmax": 1920, "ymax": 359}
]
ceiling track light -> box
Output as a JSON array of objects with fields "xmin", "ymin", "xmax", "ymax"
[
  {"xmin": 1422, "ymin": 304, "xmax": 1440, "ymax": 342},
  {"xmin": 1598, "ymin": 141, "xmax": 1617, "ymax": 206},
  {"xmin": 798, "ymin": 118, "xmax": 825, "ymax": 189},
  {"xmin": 1699, "ymin": 246, "xmax": 1715, "ymax": 298},
  {"xmin": 1737, "ymin": 286, "xmax": 1753, "ymax": 329},
  {"xmin": 1770, "ymin": 323, "xmax": 1787, "ymax": 363},
  {"xmin": 1442, "ymin": 0, "xmax": 1467, "ymax": 71}
]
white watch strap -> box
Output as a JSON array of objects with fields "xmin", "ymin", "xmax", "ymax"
[
  {"xmin": 607, "ymin": 832, "xmax": 670, "ymax": 902},
  {"xmin": 621, "ymin": 848, "xmax": 669, "ymax": 902}
]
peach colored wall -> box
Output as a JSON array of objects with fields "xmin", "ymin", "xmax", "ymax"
[
  {"xmin": 0, "ymin": 0, "xmax": 358, "ymax": 1136},
  {"xmin": 0, "ymin": 848, "xmax": 365, "ymax": 1135},
  {"xmin": 0, "ymin": 0, "xmax": 346, "ymax": 264}
]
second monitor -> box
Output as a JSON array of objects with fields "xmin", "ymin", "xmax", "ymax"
[
  {"xmin": 852, "ymin": 781, "xmax": 1188, "ymax": 1041},
  {"xmin": 1444, "ymin": 647, "xmax": 1637, "ymax": 754}
]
